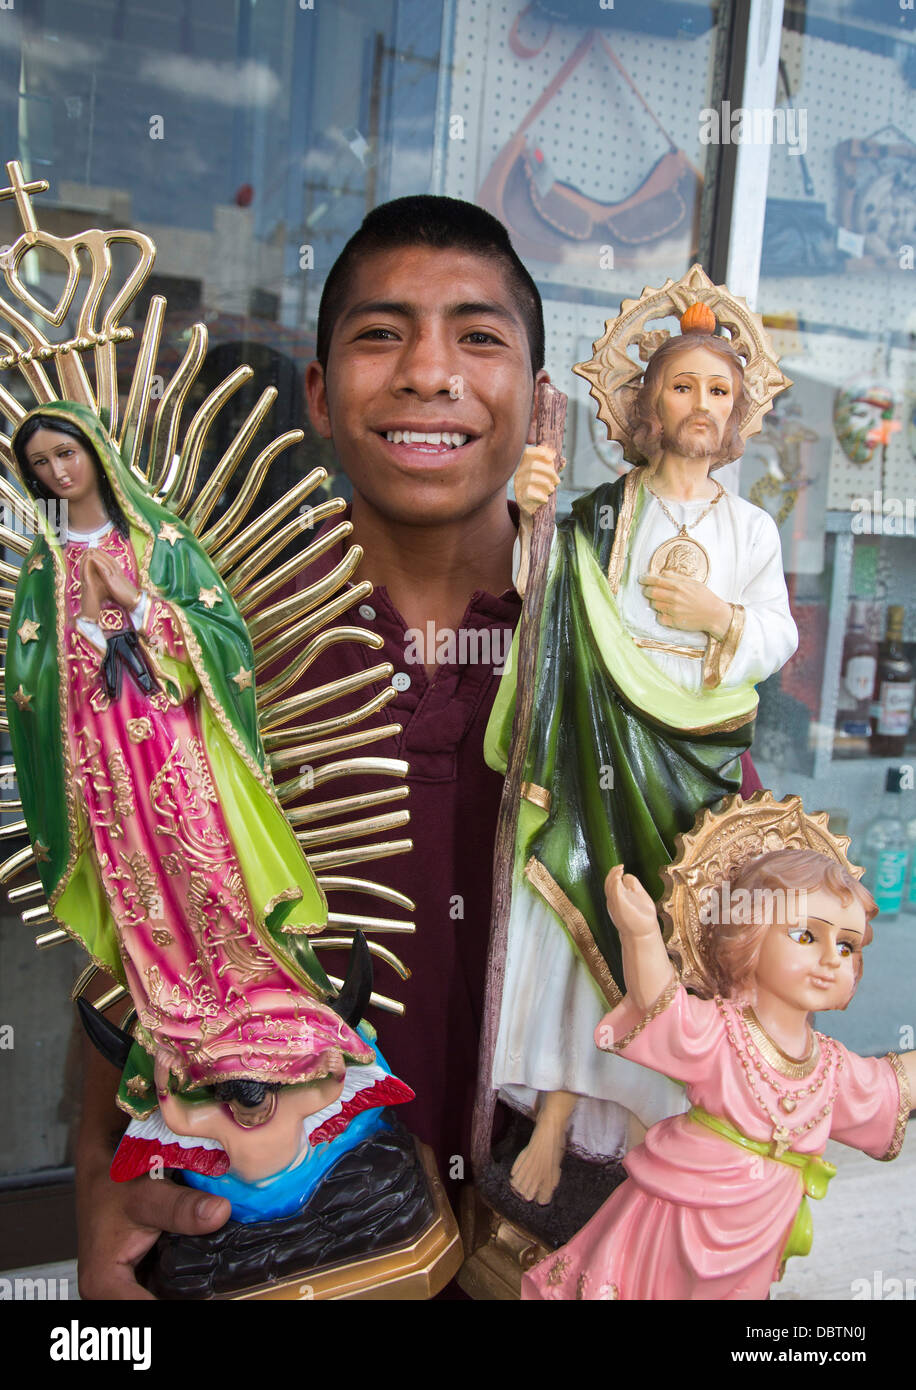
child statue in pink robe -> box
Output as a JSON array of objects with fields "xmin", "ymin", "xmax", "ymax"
[{"xmin": 523, "ymin": 828, "xmax": 913, "ymax": 1301}]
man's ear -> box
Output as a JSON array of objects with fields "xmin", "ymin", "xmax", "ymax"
[
  {"xmin": 305, "ymin": 360, "xmax": 332, "ymax": 440},
  {"xmin": 526, "ymin": 369, "xmax": 551, "ymax": 446}
]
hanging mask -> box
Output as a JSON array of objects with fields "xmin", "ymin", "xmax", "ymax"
[{"xmin": 833, "ymin": 380, "xmax": 898, "ymax": 464}]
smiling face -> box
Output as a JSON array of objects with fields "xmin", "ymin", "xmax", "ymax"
[
  {"xmin": 306, "ymin": 246, "xmax": 544, "ymax": 528},
  {"xmin": 754, "ymin": 885, "xmax": 866, "ymax": 1018},
  {"xmin": 655, "ymin": 345, "xmax": 737, "ymax": 461},
  {"xmin": 23, "ymin": 427, "xmax": 102, "ymax": 505}
]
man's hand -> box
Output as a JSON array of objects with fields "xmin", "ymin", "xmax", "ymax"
[
  {"xmin": 604, "ymin": 865, "xmax": 659, "ymax": 939},
  {"xmin": 640, "ymin": 573, "xmax": 732, "ymax": 640},
  {"xmin": 77, "ymin": 1159, "xmax": 230, "ymax": 1300},
  {"xmin": 75, "ymin": 1025, "xmax": 229, "ymax": 1301},
  {"xmin": 513, "ymin": 445, "xmax": 561, "ymax": 518}
]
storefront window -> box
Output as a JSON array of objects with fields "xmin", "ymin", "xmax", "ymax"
[
  {"xmin": 748, "ymin": 0, "xmax": 916, "ymax": 1054},
  {"xmin": 1, "ymin": 0, "xmax": 909, "ymax": 1249}
]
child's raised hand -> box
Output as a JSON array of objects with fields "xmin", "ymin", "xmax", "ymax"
[{"xmin": 604, "ymin": 865, "xmax": 659, "ymax": 938}]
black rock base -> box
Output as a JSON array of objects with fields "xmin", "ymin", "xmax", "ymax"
[
  {"xmin": 479, "ymin": 1111, "xmax": 628, "ymax": 1249},
  {"xmin": 138, "ymin": 1114, "xmax": 435, "ymax": 1299}
]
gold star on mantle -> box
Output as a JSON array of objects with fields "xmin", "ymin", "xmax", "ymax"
[
  {"xmin": 158, "ymin": 523, "xmax": 181, "ymax": 546},
  {"xmin": 17, "ymin": 618, "xmax": 40, "ymax": 644},
  {"xmin": 12, "ymin": 684, "xmax": 32, "ymax": 711},
  {"xmin": 33, "ymin": 840, "xmax": 50, "ymax": 863},
  {"xmin": 232, "ymin": 667, "xmax": 253, "ymax": 691},
  {"xmin": 198, "ymin": 586, "xmax": 222, "ymax": 609},
  {"xmin": 27, "ymin": 554, "xmax": 44, "ymax": 573}
]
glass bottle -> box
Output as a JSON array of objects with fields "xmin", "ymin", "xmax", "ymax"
[
  {"xmin": 903, "ymin": 815, "xmax": 916, "ymax": 916},
  {"xmin": 862, "ymin": 773, "xmax": 908, "ymax": 917},
  {"xmin": 836, "ymin": 598, "xmax": 878, "ymax": 751},
  {"xmin": 871, "ymin": 606, "xmax": 915, "ymax": 757}
]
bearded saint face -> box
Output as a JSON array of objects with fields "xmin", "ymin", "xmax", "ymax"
[{"xmin": 630, "ymin": 335, "xmax": 747, "ymax": 470}]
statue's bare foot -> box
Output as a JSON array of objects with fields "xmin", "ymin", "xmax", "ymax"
[{"xmin": 509, "ymin": 1128, "xmax": 564, "ymax": 1206}]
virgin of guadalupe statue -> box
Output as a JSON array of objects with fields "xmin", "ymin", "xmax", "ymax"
[
  {"xmin": 481, "ymin": 267, "xmax": 799, "ymax": 1210},
  {"xmin": 0, "ymin": 165, "xmax": 455, "ymax": 1299},
  {"xmin": 7, "ymin": 400, "xmax": 414, "ymax": 1204}
]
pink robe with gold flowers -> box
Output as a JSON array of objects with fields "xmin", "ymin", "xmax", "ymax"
[
  {"xmin": 64, "ymin": 525, "xmax": 373, "ymax": 1090},
  {"xmin": 523, "ymin": 982, "xmax": 908, "ymax": 1301}
]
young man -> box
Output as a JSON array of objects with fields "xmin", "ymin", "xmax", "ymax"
[{"xmin": 75, "ymin": 196, "xmax": 762, "ymax": 1297}]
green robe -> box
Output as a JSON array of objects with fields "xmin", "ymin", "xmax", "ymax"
[{"xmin": 485, "ymin": 471, "xmax": 758, "ymax": 1000}]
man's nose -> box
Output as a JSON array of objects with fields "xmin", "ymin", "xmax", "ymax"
[
  {"xmin": 819, "ymin": 937, "xmax": 842, "ymax": 968},
  {"xmin": 393, "ymin": 327, "xmax": 455, "ymax": 398}
]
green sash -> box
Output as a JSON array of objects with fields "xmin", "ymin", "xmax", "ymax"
[{"xmin": 689, "ymin": 1105, "xmax": 837, "ymax": 1264}]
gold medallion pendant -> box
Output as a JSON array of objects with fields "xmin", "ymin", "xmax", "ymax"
[
  {"xmin": 646, "ymin": 531, "xmax": 711, "ymax": 583},
  {"xmin": 643, "ymin": 477, "xmax": 725, "ymax": 586}
]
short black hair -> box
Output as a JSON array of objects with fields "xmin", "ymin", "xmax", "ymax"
[{"xmin": 316, "ymin": 196, "xmax": 544, "ymax": 375}]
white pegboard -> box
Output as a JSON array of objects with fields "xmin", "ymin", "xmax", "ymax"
[
  {"xmin": 758, "ymin": 26, "xmax": 916, "ymax": 511},
  {"xmin": 446, "ymin": 0, "xmax": 717, "ymax": 291},
  {"xmin": 764, "ymin": 330, "xmax": 914, "ymax": 510},
  {"xmin": 767, "ymin": 29, "xmax": 916, "ymax": 210},
  {"xmin": 540, "ymin": 294, "xmax": 624, "ymax": 493},
  {"xmin": 446, "ymin": 4, "xmax": 916, "ymax": 511}
]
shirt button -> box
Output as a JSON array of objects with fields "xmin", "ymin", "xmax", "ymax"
[
  {"xmin": 392, "ymin": 672, "xmax": 411, "ymax": 692},
  {"xmin": 358, "ymin": 604, "xmax": 376, "ymax": 620}
]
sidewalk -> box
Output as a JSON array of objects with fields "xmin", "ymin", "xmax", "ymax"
[
  {"xmin": 774, "ymin": 1124, "xmax": 915, "ymax": 1301},
  {"xmin": 3, "ymin": 1126, "xmax": 913, "ymax": 1303}
]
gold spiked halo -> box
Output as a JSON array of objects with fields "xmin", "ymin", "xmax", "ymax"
[
  {"xmin": 573, "ymin": 264, "xmax": 791, "ymax": 464},
  {"xmin": 660, "ymin": 791, "xmax": 863, "ymax": 998}
]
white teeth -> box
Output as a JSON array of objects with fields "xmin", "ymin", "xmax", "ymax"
[{"xmin": 385, "ymin": 430, "xmax": 469, "ymax": 447}]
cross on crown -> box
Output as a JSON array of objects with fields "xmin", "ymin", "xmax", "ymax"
[{"xmin": 0, "ymin": 160, "xmax": 156, "ymax": 431}]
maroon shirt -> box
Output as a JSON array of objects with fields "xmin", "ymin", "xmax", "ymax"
[{"xmin": 278, "ymin": 507, "xmax": 761, "ymax": 1180}]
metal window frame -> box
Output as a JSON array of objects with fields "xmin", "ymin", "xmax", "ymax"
[{"xmin": 704, "ymin": 0, "xmax": 786, "ymax": 309}]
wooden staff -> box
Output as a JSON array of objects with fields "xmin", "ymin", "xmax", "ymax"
[{"xmin": 471, "ymin": 381, "xmax": 567, "ymax": 1179}]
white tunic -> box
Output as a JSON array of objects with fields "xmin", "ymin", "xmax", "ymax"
[
  {"xmin": 494, "ymin": 483, "xmax": 797, "ymax": 1159},
  {"xmin": 618, "ymin": 485, "xmax": 797, "ymax": 691}
]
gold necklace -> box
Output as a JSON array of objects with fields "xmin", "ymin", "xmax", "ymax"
[
  {"xmin": 716, "ymin": 997, "xmax": 843, "ymax": 1156},
  {"xmin": 742, "ymin": 1007, "xmax": 820, "ymax": 1081},
  {"xmin": 644, "ymin": 477, "xmax": 725, "ymax": 584}
]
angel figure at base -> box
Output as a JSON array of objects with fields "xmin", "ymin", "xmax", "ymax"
[
  {"xmin": 484, "ymin": 269, "xmax": 798, "ymax": 1211},
  {"xmin": 6, "ymin": 401, "xmax": 415, "ymax": 1226},
  {"xmin": 523, "ymin": 794, "xmax": 913, "ymax": 1301}
]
